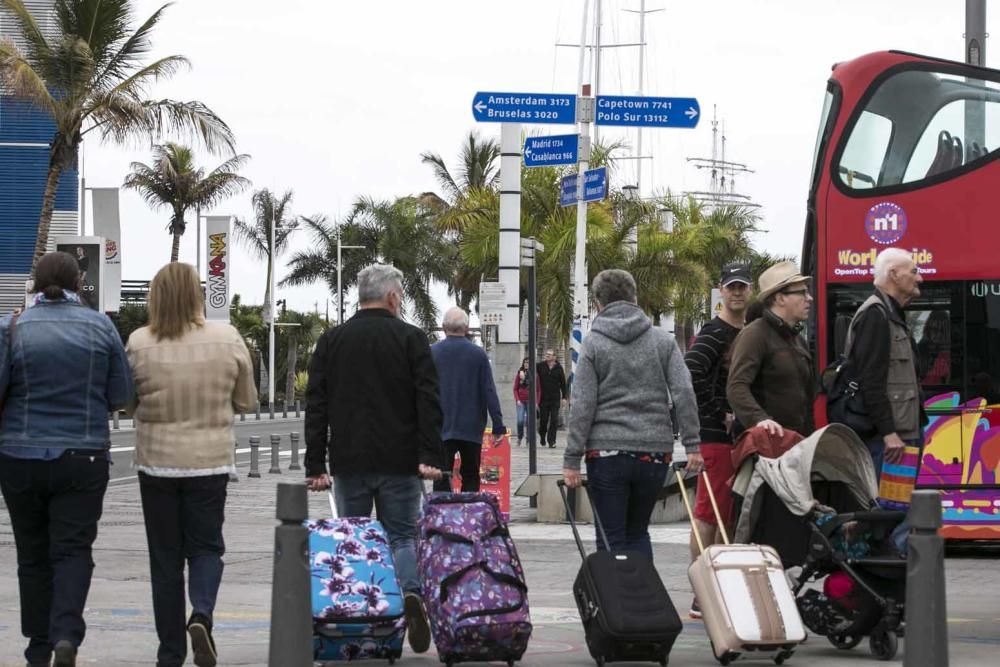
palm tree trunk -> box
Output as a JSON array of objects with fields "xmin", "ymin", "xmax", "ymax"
[
  {"xmin": 32, "ymin": 161, "xmax": 65, "ymax": 271},
  {"xmin": 170, "ymin": 231, "xmax": 182, "ymax": 262}
]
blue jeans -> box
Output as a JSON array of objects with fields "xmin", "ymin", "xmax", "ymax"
[
  {"xmin": 515, "ymin": 402, "xmax": 527, "ymax": 441},
  {"xmin": 0, "ymin": 451, "xmax": 109, "ymax": 665},
  {"xmin": 585, "ymin": 454, "xmax": 668, "ymax": 562},
  {"xmin": 138, "ymin": 473, "xmax": 228, "ymax": 667},
  {"xmin": 333, "ymin": 473, "xmax": 422, "ymax": 593}
]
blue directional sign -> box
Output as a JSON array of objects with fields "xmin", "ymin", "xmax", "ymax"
[
  {"xmin": 595, "ymin": 95, "xmax": 700, "ymax": 128},
  {"xmin": 560, "ymin": 174, "xmax": 577, "ymax": 207},
  {"xmin": 524, "ymin": 134, "xmax": 578, "ymax": 168},
  {"xmin": 472, "ymin": 91, "xmax": 577, "ymax": 124},
  {"xmin": 559, "ymin": 167, "xmax": 608, "ymax": 207}
]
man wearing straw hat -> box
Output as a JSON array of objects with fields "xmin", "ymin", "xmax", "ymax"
[{"xmin": 727, "ymin": 261, "xmax": 816, "ymax": 438}]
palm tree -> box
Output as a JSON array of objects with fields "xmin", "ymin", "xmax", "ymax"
[
  {"xmin": 0, "ymin": 0, "xmax": 237, "ymax": 269},
  {"xmin": 123, "ymin": 143, "xmax": 250, "ymax": 262},
  {"xmin": 232, "ymin": 189, "xmax": 299, "ymax": 318},
  {"xmin": 421, "ymin": 130, "xmax": 500, "ymax": 205},
  {"xmin": 420, "ymin": 131, "xmax": 501, "ymax": 309},
  {"xmin": 282, "ymin": 196, "xmax": 454, "ymax": 331}
]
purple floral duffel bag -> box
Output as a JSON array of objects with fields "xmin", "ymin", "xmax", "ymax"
[{"xmin": 417, "ymin": 492, "xmax": 532, "ymax": 666}]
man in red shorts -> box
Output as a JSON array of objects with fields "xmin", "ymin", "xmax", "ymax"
[{"xmin": 683, "ymin": 262, "xmax": 752, "ymax": 618}]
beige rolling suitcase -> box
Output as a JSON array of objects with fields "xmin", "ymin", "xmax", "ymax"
[{"xmin": 677, "ymin": 468, "xmax": 806, "ymax": 665}]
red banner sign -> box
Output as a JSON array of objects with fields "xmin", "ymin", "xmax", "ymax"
[{"xmin": 451, "ymin": 429, "xmax": 511, "ymax": 519}]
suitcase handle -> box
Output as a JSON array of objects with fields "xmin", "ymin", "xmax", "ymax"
[
  {"xmin": 556, "ymin": 479, "xmax": 612, "ymax": 560},
  {"xmin": 673, "ymin": 465, "xmax": 730, "ymax": 556}
]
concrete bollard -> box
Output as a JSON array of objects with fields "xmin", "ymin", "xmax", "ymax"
[
  {"xmin": 112, "ymin": 411, "xmax": 120, "ymax": 430},
  {"xmin": 289, "ymin": 432, "xmax": 302, "ymax": 471},
  {"xmin": 904, "ymin": 491, "xmax": 948, "ymax": 667},
  {"xmin": 248, "ymin": 436, "xmax": 261, "ymax": 478},
  {"xmin": 295, "ymin": 399, "xmax": 301, "ymax": 418},
  {"xmin": 269, "ymin": 434, "xmax": 282, "ymax": 474},
  {"xmin": 268, "ymin": 482, "xmax": 312, "ymax": 666},
  {"xmin": 229, "ymin": 440, "xmax": 240, "ymax": 483}
]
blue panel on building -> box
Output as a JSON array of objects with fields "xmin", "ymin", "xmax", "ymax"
[
  {"xmin": 0, "ymin": 146, "xmax": 78, "ymax": 273},
  {"xmin": 0, "ymin": 95, "xmax": 57, "ymax": 144}
]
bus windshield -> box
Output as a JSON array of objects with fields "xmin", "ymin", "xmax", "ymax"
[{"xmin": 836, "ymin": 68, "xmax": 1000, "ymax": 191}]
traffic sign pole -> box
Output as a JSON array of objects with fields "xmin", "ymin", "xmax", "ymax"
[{"xmin": 572, "ymin": 94, "xmax": 595, "ymax": 381}]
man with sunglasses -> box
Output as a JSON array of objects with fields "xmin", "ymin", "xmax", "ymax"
[{"xmin": 727, "ymin": 261, "xmax": 816, "ymax": 439}]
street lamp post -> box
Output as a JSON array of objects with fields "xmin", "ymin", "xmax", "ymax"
[
  {"xmin": 622, "ymin": 184, "xmax": 639, "ymax": 253},
  {"xmin": 268, "ymin": 214, "xmax": 298, "ymax": 418},
  {"xmin": 336, "ymin": 229, "xmax": 365, "ymax": 325}
]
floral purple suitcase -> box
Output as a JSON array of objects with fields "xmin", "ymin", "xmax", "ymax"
[
  {"xmin": 417, "ymin": 492, "xmax": 532, "ymax": 666},
  {"xmin": 306, "ymin": 493, "xmax": 405, "ymax": 663}
]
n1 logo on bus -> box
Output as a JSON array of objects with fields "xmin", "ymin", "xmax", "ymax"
[{"xmin": 865, "ymin": 201, "xmax": 908, "ymax": 245}]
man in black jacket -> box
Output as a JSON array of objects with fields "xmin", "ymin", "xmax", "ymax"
[
  {"xmin": 304, "ymin": 264, "xmax": 444, "ymax": 654},
  {"xmin": 536, "ymin": 349, "xmax": 568, "ymax": 447}
]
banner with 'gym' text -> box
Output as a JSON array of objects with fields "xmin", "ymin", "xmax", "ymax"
[{"xmin": 205, "ymin": 216, "xmax": 231, "ymax": 322}]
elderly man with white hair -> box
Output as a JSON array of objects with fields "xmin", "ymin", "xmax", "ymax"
[
  {"xmin": 845, "ymin": 247, "xmax": 925, "ymax": 476},
  {"xmin": 431, "ymin": 306, "xmax": 507, "ymax": 493}
]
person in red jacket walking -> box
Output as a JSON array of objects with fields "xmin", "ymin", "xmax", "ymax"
[{"xmin": 512, "ymin": 357, "xmax": 540, "ymax": 446}]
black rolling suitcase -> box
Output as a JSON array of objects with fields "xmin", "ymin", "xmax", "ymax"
[{"xmin": 558, "ymin": 480, "xmax": 682, "ymax": 666}]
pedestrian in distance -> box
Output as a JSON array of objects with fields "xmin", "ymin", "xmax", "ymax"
[
  {"xmin": 0, "ymin": 251, "xmax": 133, "ymax": 667},
  {"xmin": 304, "ymin": 264, "xmax": 444, "ymax": 654},
  {"xmin": 126, "ymin": 262, "xmax": 257, "ymax": 667},
  {"xmin": 562, "ymin": 269, "xmax": 700, "ymax": 560},
  {"xmin": 684, "ymin": 262, "xmax": 752, "ymax": 619},
  {"xmin": 431, "ymin": 307, "xmax": 506, "ymax": 492},
  {"xmin": 513, "ymin": 357, "xmax": 540, "ymax": 446},
  {"xmin": 727, "ymin": 260, "xmax": 816, "ymax": 438},
  {"xmin": 537, "ymin": 349, "xmax": 568, "ymax": 448}
]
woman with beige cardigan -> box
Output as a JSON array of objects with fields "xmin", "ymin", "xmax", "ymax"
[{"xmin": 127, "ymin": 262, "xmax": 257, "ymax": 667}]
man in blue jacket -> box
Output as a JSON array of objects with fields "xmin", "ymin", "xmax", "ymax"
[{"xmin": 431, "ymin": 307, "xmax": 507, "ymax": 492}]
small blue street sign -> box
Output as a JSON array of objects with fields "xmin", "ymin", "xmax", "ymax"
[
  {"xmin": 595, "ymin": 95, "xmax": 700, "ymax": 129},
  {"xmin": 524, "ymin": 134, "xmax": 579, "ymax": 167},
  {"xmin": 560, "ymin": 174, "xmax": 577, "ymax": 207},
  {"xmin": 472, "ymin": 91, "xmax": 577, "ymax": 124},
  {"xmin": 559, "ymin": 167, "xmax": 608, "ymax": 207}
]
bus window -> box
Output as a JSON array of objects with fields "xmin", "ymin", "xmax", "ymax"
[
  {"xmin": 965, "ymin": 281, "xmax": 1000, "ymax": 406},
  {"xmin": 837, "ymin": 111, "xmax": 892, "ymax": 188},
  {"xmin": 835, "ymin": 68, "xmax": 1000, "ymax": 191}
]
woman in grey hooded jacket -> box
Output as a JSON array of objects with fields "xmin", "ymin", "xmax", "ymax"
[{"xmin": 562, "ymin": 269, "xmax": 701, "ymax": 560}]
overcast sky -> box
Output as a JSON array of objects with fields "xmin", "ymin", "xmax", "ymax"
[{"xmin": 80, "ymin": 0, "xmax": 989, "ymax": 320}]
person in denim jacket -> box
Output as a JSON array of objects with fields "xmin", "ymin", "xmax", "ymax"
[{"xmin": 0, "ymin": 252, "xmax": 133, "ymax": 667}]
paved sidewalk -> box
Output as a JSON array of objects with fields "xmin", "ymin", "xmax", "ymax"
[{"xmin": 0, "ymin": 431, "xmax": 998, "ymax": 665}]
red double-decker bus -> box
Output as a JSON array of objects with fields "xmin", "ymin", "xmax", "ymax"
[{"xmin": 803, "ymin": 50, "xmax": 1000, "ymax": 540}]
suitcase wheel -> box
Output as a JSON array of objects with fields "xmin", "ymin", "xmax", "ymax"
[
  {"xmin": 716, "ymin": 651, "xmax": 739, "ymax": 666},
  {"xmin": 774, "ymin": 649, "xmax": 794, "ymax": 665}
]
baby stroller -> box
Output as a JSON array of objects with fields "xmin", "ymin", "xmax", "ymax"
[{"xmin": 732, "ymin": 424, "xmax": 907, "ymax": 661}]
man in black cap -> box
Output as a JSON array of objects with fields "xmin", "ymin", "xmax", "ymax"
[{"xmin": 683, "ymin": 262, "xmax": 752, "ymax": 619}]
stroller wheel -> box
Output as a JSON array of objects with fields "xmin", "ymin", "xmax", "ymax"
[
  {"xmin": 828, "ymin": 634, "xmax": 862, "ymax": 650},
  {"xmin": 869, "ymin": 629, "xmax": 898, "ymax": 661}
]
